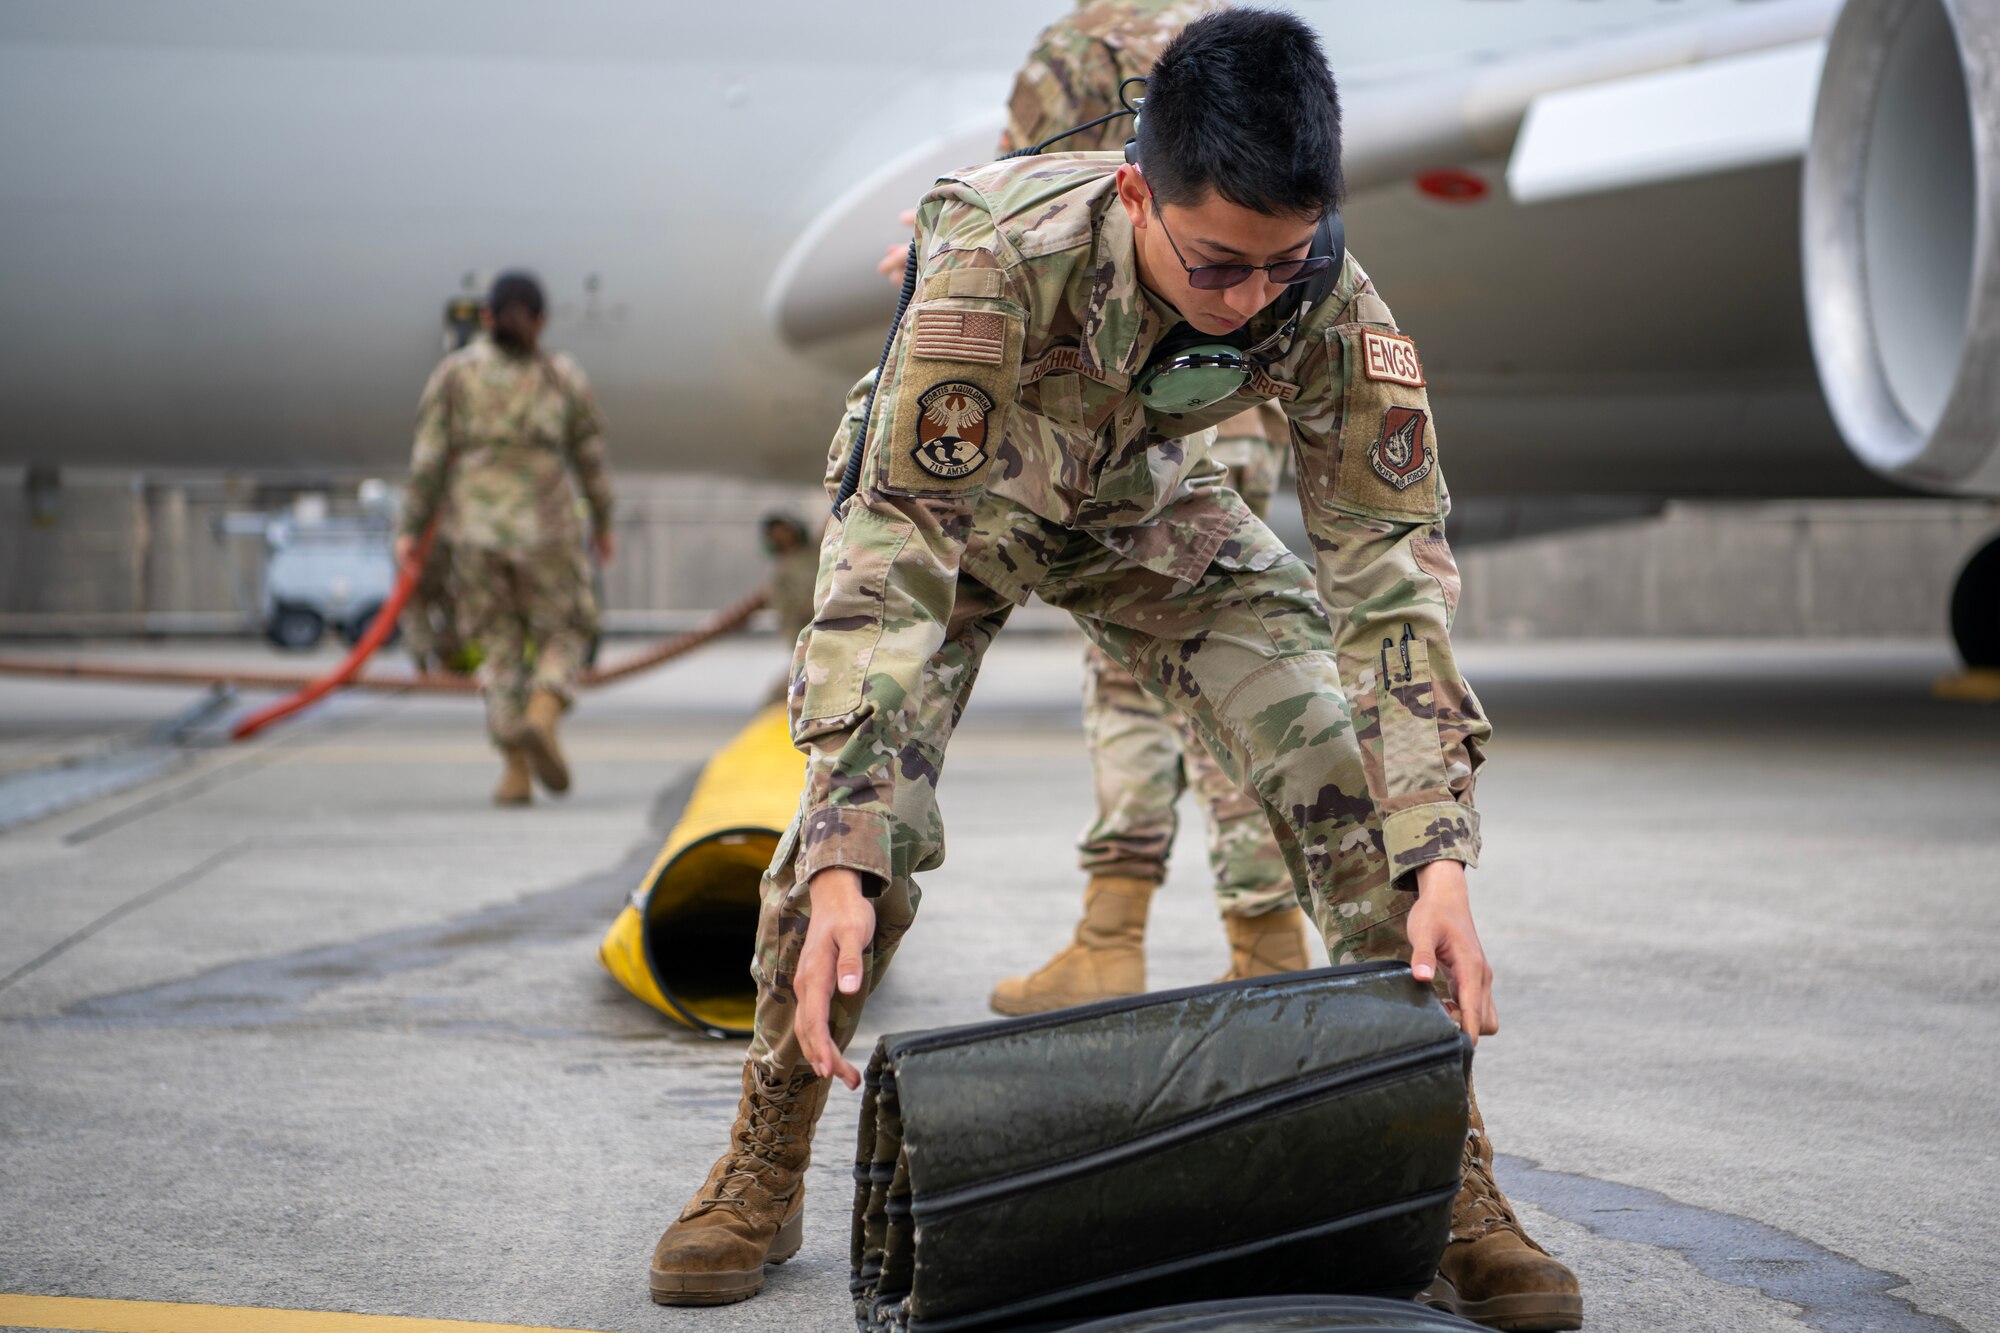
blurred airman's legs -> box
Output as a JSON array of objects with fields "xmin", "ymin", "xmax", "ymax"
[{"xmin": 454, "ymin": 541, "xmax": 597, "ymax": 801}]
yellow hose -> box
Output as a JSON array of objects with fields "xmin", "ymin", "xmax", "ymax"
[{"xmin": 598, "ymin": 704, "xmax": 805, "ymax": 1038}]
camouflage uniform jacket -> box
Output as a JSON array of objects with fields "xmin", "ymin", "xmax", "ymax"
[
  {"xmin": 1001, "ymin": 0, "xmax": 1229, "ymax": 154},
  {"xmin": 401, "ymin": 337, "xmax": 614, "ymax": 552},
  {"xmin": 1208, "ymin": 401, "xmax": 1289, "ymax": 507},
  {"xmin": 803, "ymin": 154, "xmax": 1484, "ymax": 890}
]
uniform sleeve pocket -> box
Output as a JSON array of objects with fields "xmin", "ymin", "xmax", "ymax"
[
  {"xmin": 796, "ymin": 507, "xmax": 914, "ymax": 724},
  {"xmin": 1377, "ymin": 628, "xmax": 1450, "ymax": 801}
]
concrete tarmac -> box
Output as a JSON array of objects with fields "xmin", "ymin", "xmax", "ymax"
[{"xmin": 0, "ymin": 633, "xmax": 1995, "ymax": 1333}]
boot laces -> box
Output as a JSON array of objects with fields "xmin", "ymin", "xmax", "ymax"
[
  {"xmin": 1453, "ymin": 1125, "xmax": 1525, "ymax": 1241},
  {"xmin": 696, "ymin": 1074, "xmax": 812, "ymax": 1211}
]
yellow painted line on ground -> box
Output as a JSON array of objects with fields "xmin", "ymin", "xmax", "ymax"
[
  {"xmin": 1933, "ymin": 668, "xmax": 2000, "ymax": 702},
  {"xmin": 0, "ymin": 1294, "xmax": 614, "ymax": 1333}
]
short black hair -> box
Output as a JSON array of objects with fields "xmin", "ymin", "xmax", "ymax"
[
  {"xmin": 488, "ymin": 270, "xmax": 545, "ymax": 318},
  {"xmin": 1137, "ymin": 9, "xmax": 1343, "ymax": 219}
]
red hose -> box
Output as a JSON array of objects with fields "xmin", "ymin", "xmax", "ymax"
[
  {"xmin": 0, "ymin": 550, "xmax": 773, "ymax": 738},
  {"xmin": 229, "ymin": 522, "xmax": 438, "ymax": 740}
]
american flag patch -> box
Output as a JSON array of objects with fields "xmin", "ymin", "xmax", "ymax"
[{"xmin": 912, "ymin": 308, "xmax": 1007, "ymax": 365}]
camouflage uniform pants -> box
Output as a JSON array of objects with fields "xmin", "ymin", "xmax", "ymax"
[
  {"xmin": 1076, "ymin": 445, "xmax": 1294, "ymax": 917},
  {"xmin": 747, "ymin": 496, "xmax": 1417, "ymax": 1080},
  {"xmin": 1078, "ymin": 644, "xmax": 1296, "ymax": 915},
  {"xmin": 452, "ymin": 540, "xmax": 598, "ymax": 746}
]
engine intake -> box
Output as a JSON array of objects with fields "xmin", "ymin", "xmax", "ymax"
[{"xmin": 1804, "ymin": 0, "xmax": 2000, "ymax": 496}]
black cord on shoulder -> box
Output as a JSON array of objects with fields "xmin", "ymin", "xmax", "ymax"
[
  {"xmin": 998, "ymin": 76, "xmax": 1147, "ymax": 160},
  {"xmin": 999, "ymin": 107, "xmax": 1132, "ymax": 159},
  {"xmin": 833, "ymin": 241, "xmax": 920, "ymax": 513}
]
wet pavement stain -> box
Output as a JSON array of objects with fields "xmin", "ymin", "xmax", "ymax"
[
  {"xmin": 43, "ymin": 850, "xmax": 651, "ymax": 1030},
  {"xmin": 1499, "ymin": 1155, "xmax": 1970, "ymax": 1332},
  {"xmin": 32, "ymin": 765, "xmax": 705, "ymax": 1034}
]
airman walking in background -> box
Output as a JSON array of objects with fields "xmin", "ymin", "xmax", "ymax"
[
  {"xmin": 397, "ymin": 271, "xmax": 616, "ymax": 806},
  {"xmin": 986, "ymin": 0, "xmax": 1314, "ymax": 1015}
]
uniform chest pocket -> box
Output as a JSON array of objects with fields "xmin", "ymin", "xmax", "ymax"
[{"xmin": 1025, "ymin": 369, "xmax": 1090, "ymax": 427}]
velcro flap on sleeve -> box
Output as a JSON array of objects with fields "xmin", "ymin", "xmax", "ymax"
[
  {"xmin": 921, "ymin": 268, "xmax": 1005, "ymax": 300},
  {"xmin": 1333, "ymin": 326, "xmax": 1443, "ymax": 521},
  {"xmin": 877, "ymin": 300, "xmax": 1024, "ymax": 498},
  {"xmin": 1351, "ymin": 292, "xmax": 1395, "ymax": 327}
]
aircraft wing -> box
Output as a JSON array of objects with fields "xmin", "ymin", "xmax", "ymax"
[
  {"xmin": 771, "ymin": 0, "xmax": 2000, "ymax": 503},
  {"xmin": 3, "ymin": 0, "xmax": 1995, "ymax": 507}
]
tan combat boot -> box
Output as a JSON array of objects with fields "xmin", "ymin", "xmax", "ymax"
[
  {"xmin": 1422, "ymin": 1086, "xmax": 1583, "ymax": 1331},
  {"xmin": 988, "ymin": 875, "xmax": 1154, "ymax": 1016},
  {"xmin": 1216, "ymin": 905, "xmax": 1312, "ymax": 981},
  {"xmin": 517, "ymin": 689, "xmax": 571, "ymax": 794},
  {"xmin": 492, "ymin": 746, "xmax": 532, "ymax": 806},
  {"xmin": 649, "ymin": 1064, "xmax": 831, "ymax": 1306}
]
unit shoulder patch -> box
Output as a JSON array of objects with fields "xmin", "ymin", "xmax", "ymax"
[
  {"xmin": 911, "ymin": 382, "xmax": 994, "ymax": 480},
  {"xmin": 1369, "ymin": 405, "xmax": 1433, "ymax": 491},
  {"xmin": 1359, "ymin": 329, "xmax": 1425, "ymax": 387}
]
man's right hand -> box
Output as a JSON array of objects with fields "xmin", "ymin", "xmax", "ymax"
[
  {"xmin": 393, "ymin": 534, "xmax": 417, "ymax": 569},
  {"xmin": 794, "ymin": 866, "xmax": 876, "ymax": 1089}
]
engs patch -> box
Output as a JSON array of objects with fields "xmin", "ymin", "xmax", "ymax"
[
  {"xmin": 1360, "ymin": 330, "xmax": 1425, "ymax": 387},
  {"xmin": 911, "ymin": 382, "xmax": 994, "ymax": 480},
  {"xmin": 1370, "ymin": 405, "xmax": 1433, "ymax": 491}
]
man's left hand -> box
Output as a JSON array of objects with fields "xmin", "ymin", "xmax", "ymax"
[
  {"xmin": 1407, "ymin": 860, "xmax": 1498, "ymax": 1045},
  {"xmin": 393, "ymin": 534, "xmax": 417, "ymax": 569},
  {"xmin": 592, "ymin": 530, "xmax": 616, "ymax": 566}
]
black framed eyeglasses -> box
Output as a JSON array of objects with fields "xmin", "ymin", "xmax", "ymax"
[{"xmin": 1148, "ymin": 187, "xmax": 1332, "ymax": 291}]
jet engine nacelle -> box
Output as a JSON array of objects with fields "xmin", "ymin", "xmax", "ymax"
[{"xmin": 1803, "ymin": 0, "xmax": 2000, "ymax": 497}]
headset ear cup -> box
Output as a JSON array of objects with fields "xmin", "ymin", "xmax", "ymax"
[{"xmin": 1124, "ymin": 114, "xmax": 1140, "ymax": 165}]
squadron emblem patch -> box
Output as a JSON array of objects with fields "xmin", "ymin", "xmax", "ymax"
[
  {"xmin": 1369, "ymin": 405, "xmax": 1433, "ymax": 490},
  {"xmin": 911, "ymin": 382, "xmax": 994, "ymax": 480}
]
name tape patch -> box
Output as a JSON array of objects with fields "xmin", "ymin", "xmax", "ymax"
[
  {"xmin": 913, "ymin": 309, "xmax": 1007, "ymax": 366},
  {"xmin": 1360, "ymin": 330, "xmax": 1425, "ymax": 387}
]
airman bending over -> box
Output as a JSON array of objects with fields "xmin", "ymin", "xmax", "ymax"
[
  {"xmin": 985, "ymin": 0, "xmax": 1313, "ymax": 1018},
  {"xmin": 650, "ymin": 14, "xmax": 1579, "ymax": 1329}
]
